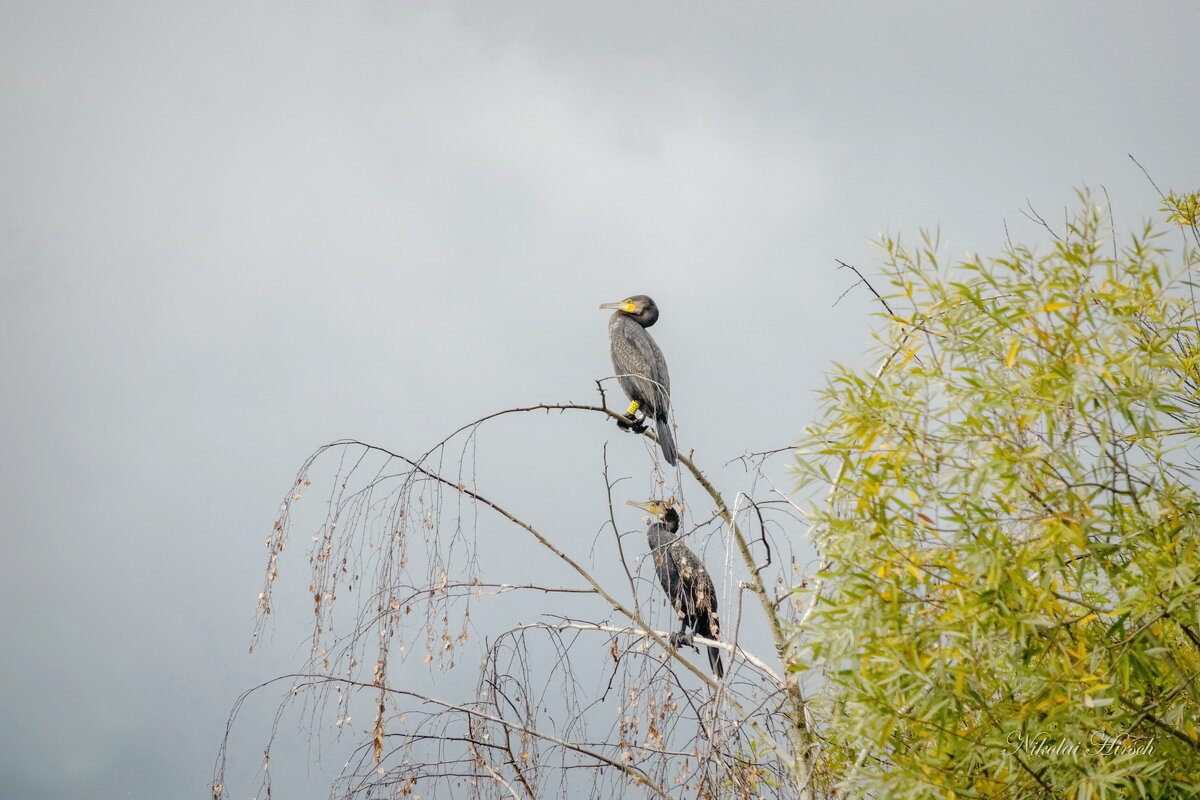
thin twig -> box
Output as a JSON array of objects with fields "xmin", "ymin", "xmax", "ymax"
[{"xmin": 835, "ymin": 259, "xmax": 897, "ymax": 316}]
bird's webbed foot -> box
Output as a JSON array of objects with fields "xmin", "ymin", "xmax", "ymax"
[
  {"xmin": 669, "ymin": 631, "xmax": 699, "ymax": 653},
  {"xmin": 617, "ymin": 413, "xmax": 648, "ymax": 434}
]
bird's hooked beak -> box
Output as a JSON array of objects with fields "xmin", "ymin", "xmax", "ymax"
[
  {"xmin": 628, "ymin": 499, "xmax": 674, "ymax": 519},
  {"xmin": 626, "ymin": 499, "xmax": 658, "ymax": 515},
  {"xmin": 600, "ymin": 300, "xmax": 636, "ymax": 313}
]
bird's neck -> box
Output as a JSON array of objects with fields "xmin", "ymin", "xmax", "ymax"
[{"xmin": 647, "ymin": 524, "xmax": 678, "ymax": 550}]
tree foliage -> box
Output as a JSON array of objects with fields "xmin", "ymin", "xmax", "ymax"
[{"xmin": 796, "ymin": 190, "xmax": 1200, "ymax": 799}]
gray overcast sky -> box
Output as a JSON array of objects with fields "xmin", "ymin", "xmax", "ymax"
[{"xmin": 2, "ymin": 3, "xmax": 1198, "ymax": 798}]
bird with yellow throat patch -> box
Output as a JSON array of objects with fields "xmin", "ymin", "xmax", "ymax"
[{"xmin": 599, "ymin": 294, "xmax": 677, "ymax": 466}]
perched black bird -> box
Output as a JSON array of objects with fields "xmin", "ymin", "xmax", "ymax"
[
  {"xmin": 599, "ymin": 295, "xmax": 677, "ymax": 466},
  {"xmin": 628, "ymin": 499, "xmax": 724, "ymax": 678}
]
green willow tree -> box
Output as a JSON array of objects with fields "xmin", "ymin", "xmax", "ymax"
[{"xmin": 796, "ymin": 190, "xmax": 1200, "ymax": 799}]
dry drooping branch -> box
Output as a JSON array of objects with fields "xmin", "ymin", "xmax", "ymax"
[{"xmin": 217, "ymin": 390, "xmax": 817, "ymax": 800}]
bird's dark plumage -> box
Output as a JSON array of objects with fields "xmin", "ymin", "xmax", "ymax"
[
  {"xmin": 600, "ymin": 295, "xmax": 677, "ymax": 466},
  {"xmin": 629, "ymin": 499, "xmax": 724, "ymax": 678}
]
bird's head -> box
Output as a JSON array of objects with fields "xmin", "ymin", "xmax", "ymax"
[
  {"xmin": 600, "ymin": 295, "xmax": 659, "ymax": 327},
  {"xmin": 627, "ymin": 497, "xmax": 680, "ymax": 526}
]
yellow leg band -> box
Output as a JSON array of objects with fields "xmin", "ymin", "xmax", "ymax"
[{"xmin": 626, "ymin": 400, "xmax": 640, "ymax": 415}]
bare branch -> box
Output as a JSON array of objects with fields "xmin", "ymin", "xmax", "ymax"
[{"xmin": 835, "ymin": 259, "xmax": 897, "ymax": 316}]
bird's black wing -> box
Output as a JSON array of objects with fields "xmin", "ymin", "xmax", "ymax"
[
  {"xmin": 642, "ymin": 330, "xmax": 676, "ymax": 465},
  {"xmin": 611, "ymin": 318, "xmax": 670, "ymax": 415},
  {"xmin": 668, "ymin": 543, "xmax": 718, "ymax": 628},
  {"xmin": 668, "ymin": 542, "xmax": 723, "ymax": 677}
]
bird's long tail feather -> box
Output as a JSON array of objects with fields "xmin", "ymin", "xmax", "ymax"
[
  {"xmin": 707, "ymin": 645, "xmax": 725, "ymax": 679},
  {"xmin": 695, "ymin": 614, "xmax": 724, "ymax": 679},
  {"xmin": 656, "ymin": 413, "xmax": 677, "ymax": 466}
]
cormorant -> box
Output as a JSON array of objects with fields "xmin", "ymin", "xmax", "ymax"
[
  {"xmin": 599, "ymin": 295, "xmax": 677, "ymax": 466},
  {"xmin": 628, "ymin": 499, "xmax": 724, "ymax": 678}
]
